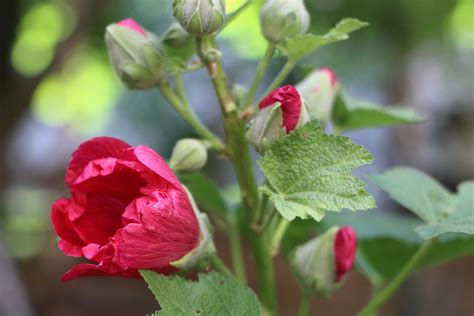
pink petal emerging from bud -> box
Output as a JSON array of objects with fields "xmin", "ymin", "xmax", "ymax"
[
  {"xmin": 259, "ymin": 85, "xmax": 302, "ymax": 133},
  {"xmin": 334, "ymin": 226, "xmax": 357, "ymax": 281},
  {"xmin": 320, "ymin": 67, "xmax": 338, "ymax": 87},
  {"xmin": 117, "ymin": 18, "xmax": 146, "ymax": 36}
]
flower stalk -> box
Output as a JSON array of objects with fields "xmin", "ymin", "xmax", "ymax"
[
  {"xmin": 358, "ymin": 239, "xmax": 435, "ymax": 316},
  {"xmin": 196, "ymin": 35, "xmax": 278, "ymax": 315}
]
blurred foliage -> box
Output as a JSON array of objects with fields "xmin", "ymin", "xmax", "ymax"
[
  {"xmin": 449, "ymin": 0, "xmax": 474, "ymax": 49},
  {"xmin": 11, "ymin": 1, "xmax": 76, "ymax": 76},
  {"xmin": 3, "ymin": 187, "xmax": 55, "ymax": 259},
  {"xmin": 32, "ymin": 46, "xmax": 120, "ymax": 134}
]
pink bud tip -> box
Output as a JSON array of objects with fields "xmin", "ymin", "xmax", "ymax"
[
  {"xmin": 259, "ymin": 85, "xmax": 302, "ymax": 133},
  {"xmin": 334, "ymin": 226, "xmax": 357, "ymax": 282},
  {"xmin": 117, "ymin": 18, "xmax": 146, "ymax": 36},
  {"xmin": 320, "ymin": 67, "xmax": 338, "ymax": 87}
]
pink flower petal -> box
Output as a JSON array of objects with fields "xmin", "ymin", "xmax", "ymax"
[
  {"xmin": 66, "ymin": 137, "xmax": 130, "ymax": 186},
  {"xmin": 334, "ymin": 226, "xmax": 357, "ymax": 281},
  {"xmin": 259, "ymin": 85, "xmax": 302, "ymax": 133},
  {"xmin": 117, "ymin": 18, "xmax": 146, "ymax": 36}
]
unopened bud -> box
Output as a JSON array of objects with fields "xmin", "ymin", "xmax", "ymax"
[
  {"xmin": 173, "ymin": 0, "xmax": 226, "ymax": 36},
  {"xmin": 260, "ymin": 0, "xmax": 310, "ymax": 43},
  {"xmin": 169, "ymin": 138, "xmax": 208, "ymax": 173},
  {"xmin": 105, "ymin": 18, "xmax": 166, "ymax": 90},
  {"xmin": 246, "ymin": 85, "xmax": 309, "ymax": 152},
  {"xmin": 296, "ymin": 67, "xmax": 339, "ymax": 124},
  {"xmin": 291, "ymin": 226, "xmax": 357, "ymax": 297}
]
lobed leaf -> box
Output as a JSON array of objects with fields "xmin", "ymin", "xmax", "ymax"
[
  {"xmin": 140, "ymin": 271, "xmax": 261, "ymax": 316},
  {"xmin": 279, "ymin": 18, "xmax": 369, "ymax": 62},
  {"xmin": 259, "ymin": 121, "xmax": 375, "ymax": 222}
]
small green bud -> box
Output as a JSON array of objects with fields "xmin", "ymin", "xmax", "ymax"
[
  {"xmin": 260, "ymin": 0, "xmax": 310, "ymax": 43},
  {"xmin": 162, "ymin": 23, "xmax": 192, "ymax": 48},
  {"xmin": 291, "ymin": 226, "xmax": 357, "ymax": 297},
  {"xmin": 171, "ymin": 187, "xmax": 216, "ymax": 270},
  {"xmin": 105, "ymin": 19, "xmax": 166, "ymax": 90},
  {"xmin": 169, "ymin": 138, "xmax": 208, "ymax": 173},
  {"xmin": 172, "ymin": 0, "xmax": 226, "ymax": 36}
]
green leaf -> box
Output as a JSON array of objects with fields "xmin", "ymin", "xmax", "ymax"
[
  {"xmin": 371, "ymin": 167, "xmax": 474, "ymax": 239},
  {"xmin": 180, "ymin": 172, "xmax": 229, "ymax": 221},
  {"xmin": 258, "ymin": 121, "xmax": 375, "ymax": 222},
  {"xmin": 416, "ymin": 182, "xmax": 474, "ymax": 239},
  {"xmin": 332, "ymin": 93, "xmax": 424, "ymax": 131},
  {"xmin": 140, "ymin": 271, "xmax": 261, "ymax": 316},
  {"xmin": 279, "ymin": 18, "xmax": 369, "ymax": 62},
  {"xmin": 370, "ymin": 167, "xmax": 453, "ymax": 223},
  {"xmin": 321, "ymin": 211, "xmax": 474, "ymax": 283}
]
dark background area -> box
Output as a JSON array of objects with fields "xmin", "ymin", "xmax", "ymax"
[{"xmin": 0, "ymin": 0, "xmax": 473, "ymax": 315}]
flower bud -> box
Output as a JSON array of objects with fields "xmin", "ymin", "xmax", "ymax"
[
  {"xmin": 169, "ymin": 138, "xmax": 208, "ymax": 173},
  {"xmin": 246, "ymin": 85, "xmax": 309, "ymax": 152},
  {"xmin": 171, "ymin": 187, "xmax": 216, "ymax": 270},
  {"xmin": 260, "ymin": 0, "xmax": 310, "ymax": 43},
  {"xmin": 296, "ymin": 67, "xmax": 339, "ymax": 124},
  {"xmin": 172, "ymin": 0, "xmax": 226, "ymax": 36},
  {"xmin": 105, "ymin": 18, "xmax": 166, "ymax": 90},
  {"xmin": 291, "ymin": 226, "xmax": 357, "ymax": 297},
  {"xmin": 162, "ymin": 23, "xmax": 192, "ymax": 48}
]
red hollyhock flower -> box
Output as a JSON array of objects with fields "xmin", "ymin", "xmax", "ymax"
[
  {"xmin": 334, "ymin": 226, "xmax": 357, "ymax": 281},
  {"xmin": 259, "ymin": 85, "xmax": 302, "ymax": 133},
  {"xmin": 51, "ymin": 137, "xmax": 200, "ymax": 282},
  {"xmin": 116, "ymin": 18, "xmax": 147, "ymax": 36}
]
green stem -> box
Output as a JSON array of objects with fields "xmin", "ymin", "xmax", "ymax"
[
  {"xmin": 270, "ymin": 216, "xmax": 290, "ymax": 256},
  {"xmin": 253, "ymin": 191, "xmax": 269, "ymax": 226},
  {"xmin": 262, "ymin": 60, "xmax": 296, "ymax": 98},
  {"xmin": 209, "ymin": 254, "xmax": 233, "ymax": 278},
  {"xmin": 197, "ymin": 36, "xmax": 278, "ymax": 315},
  {"xmin": 298, "ymin": 291, "xmax": 311, "ymax": 316},
  {"xmin": 242, "ymin": 43, "xmax": 275, "ymax": 109},
  {"xmin": 174, "ymin": 73, "xmax": 187, "ymax": 103},
  {"xmin": 358, "ymin": 239, "xmax": 435, "ymax": 316},
  {"xmin": 158, "ymin": 81, "xmax": 226, "ymax": 151},
  {"xmin": 228, "ymin": 212, "xmax": 247, "ymax": 284}
]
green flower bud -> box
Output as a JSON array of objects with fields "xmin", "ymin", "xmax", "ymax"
[
  {"xmin": 296, "ymin": 67, "xmax": 340, "ymax": 124},
  {"xmin": 172, "ymin": 0, "xmax": 226, "ymax": 36},
  {"xmin": 169, "ymin": 138, "xmax": 208, "ymax": 173},
  {"xmin": 260, "ymin": 0, "xmax": 310, "ymax": 43},
  {"xmin": 162, "ymin": 23, "xmax": 192, "ymax": 48},
  {"xmin": 105, "ymin": 19, "xmax": 166, "ymax": 90},
  {"xmin": 171, "ymin": 187, "xmax": 216, "ymax": 270},
  {"xmin": 291, "ymin": 226, "xmax": 357, "ymax": 297}
]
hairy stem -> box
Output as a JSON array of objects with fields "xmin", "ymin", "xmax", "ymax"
[
  {"xmin": 197, "ymin": 36, "xmax": 278, "ymax": 315},
  {"xmin": 158, "ymin": 81, "xmax": 226, "ymax": 151},
  {"xmin": 242, "ymin": 43, "xmax": 275, "ymax": 109},
  {"xmin": 358, "ymin": 239, "xmax": 435, "ymax": 316}
]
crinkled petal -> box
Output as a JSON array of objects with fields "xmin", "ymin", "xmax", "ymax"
[
  {"xmin": 51, "ymin": 198, "xmax": 85, "ymax": 256},
  {"xmin": 116, "ymin": 192, "xmax": 199, "ymax": 269},
  {"xmin": 132, "ymin": 145, "xmax": 180, "ymax": 187},
  {"xmin": 66, "ymin": 137, "xmax": 130, "ymax": 185}
]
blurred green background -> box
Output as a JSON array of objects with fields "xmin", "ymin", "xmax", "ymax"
[{"xmin": 0, "ymin": 0, "xmax": 473, "ymax": 315}]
